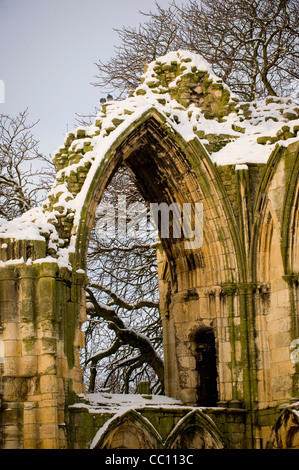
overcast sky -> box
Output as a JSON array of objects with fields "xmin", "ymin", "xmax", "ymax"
[{"xmin": 0, "ymin": 0, "xmax": 175, "ymax": 157}]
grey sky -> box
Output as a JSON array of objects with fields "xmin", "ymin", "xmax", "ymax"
[{"xmin": 0, "ymin": 0, "xmax": 175, "ymax": 157}]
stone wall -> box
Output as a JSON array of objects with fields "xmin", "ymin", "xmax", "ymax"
[
  {"xmin": 65, "ymin": 394, "xmax": 243, "ymax": 449},
  {"xmin": 0, "ymin": 50, "xmax": 298, "ymax": 449},
  {"xmin": 0, "ymin": 262, "xmax": 86, "ymax": 448}
]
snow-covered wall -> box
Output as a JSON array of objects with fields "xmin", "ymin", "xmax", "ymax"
[{"xmin": 0, "ymin": 49, "xmax": 298, "ymax": 270}]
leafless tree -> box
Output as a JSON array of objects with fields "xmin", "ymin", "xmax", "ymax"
[
  {"xmin": 0, "ymin": 109, "xmax": 54, "ymax": 220},
  {"xmin": 94, "ymin": 0, "xmax": 299, "ymax": 101},
  {"xmin": 93, "ymin": 2, "xmax": 182, "ymax": 99},
  {"xmin": 178, "ymin": 0, "xmax": 299, "ymax": 101},
  {"xmin": 81, "ymin": 167, "xmax": 164, "ymax": 394}
]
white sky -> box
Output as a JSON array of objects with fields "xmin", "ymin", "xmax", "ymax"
[{"xmin": 0, "ymin": 0, "xmax": 176, "ymax": 157}]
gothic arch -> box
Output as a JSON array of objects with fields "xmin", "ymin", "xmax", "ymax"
[
  {"xmin": 72, "ymin": 108, "xmax": 243, "ymax": 290},
  {"xmin": 165, "ymin": 409, "xmax": 226, "ymax": 449},
  {"xmin": 0, "ymin": 49, "xmax": 299, "ymax": 450},
  {"xmin": 248, "ymin": 143, "xmax": 299, "ymax": 407},
  {"xmin": 289, "ymin": 189, "xmax": 299, "ymax": 274},
  {"xmin": 267, "ymin": 407, "xmax": 299, "ymax": 449},
  {"xmin": 256, "ymin": 202, "xmax": 280, "ymax": 284},
  {"xmin": 67, "ymin": 107, "xmax": 248, "ymax": 405},
  {"xmin": 250, "ymin": 141, "xmax": 299, "ymax": 283},
  {"xmin": 90, "ymin": 409, "xmax": 163, "ymax": 449}
]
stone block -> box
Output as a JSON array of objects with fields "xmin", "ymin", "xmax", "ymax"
[
  {"xmin": 21, "ymin": 355, "xmax": 38, "ymax": 376},
  {"xmin": 3, "ymin": 440, "xmax": 23, "ymax": 449},
  {"xmin": 24, "ymin": 438, "xmax": 38, "ymax": 449},
  {"xmin": 38, "ymin": 406, "xmax": 58, "ymax": 424},
  {"xmin": 23, "ymin": 404, "xmax": 37, "ymax": 425},
  {"xmin": 4, "ymin": 339, "xmax": 21, "ymax": 357},
  {"xmin": 38, "ymin": 438, "xmax": 58, "ymax": 449},
  {"xmin": 3, "ymin": 356, "xmax": 20, "ymax": 376},
  {"xmin": 271, "ymin": 346, "xmax": 290, "ymax": 364},
  {"xmin": 38, "ymin": 354, "xmax": 57, "ymax": 375}
]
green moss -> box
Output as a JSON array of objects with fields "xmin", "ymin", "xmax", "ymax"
[
  {"xmin": 257, "ymin": 136, "xmax": 272, "ymax": 145},
  {"xmin": 103, "ymin": 126, "xmax": 116, "ymax": 135},
  {"xmin": 23, "ymin": 337, "xmax": 36, "ymax": 352},
  {"xmin": 162, "ymin": 64, "xmax": 177, "ymax": 73},
  {"xmin": 157, "ymin": 98, "xmax": 166, "ymax": 105},
  {"xmin": 265, "ymin": 116, "xmax": 278, "ymax": 122},
  {"xmin": 65, "ymin": 133, "xmax": 75, "ymax": 147},
  {"xmin": 194, "ymin": 130, "xmax": 206, "ymax": 139},
  {"xmin": 76, "ymin": 129, "xmax": 86, "ymax": 139},
  {"xmin": 231, "ymin": 124, "xmax": 245, "ymax": 134},
  {"xmin": 283, "ymin": 112, "xmax": 297, "ymax": 120},
  {"xmin": 145, "ymin": 80, "xmax": 161, "ymax": 88}
]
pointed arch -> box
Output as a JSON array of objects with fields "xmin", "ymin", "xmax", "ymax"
[
  {"xmin": 72, "ymin": 108, "xmax": 243, "ymax": 291},
  {"xmin": 249, "ymin": 142, "xmax": 299, "ymax": 406},
  {"xmin": 90, "ymin": 409, "xmax": 163, "ymax": 449},
  {"xmin": 250, "ymin": 141, "xmax": 299, "ymax": 282},
  {"xmin": 267, "ymin": 407, "xmax": 299, "ymax": 449},
  {"xmin": 256, "ymin": 203, "xmax": 279, "ymax": 284}
]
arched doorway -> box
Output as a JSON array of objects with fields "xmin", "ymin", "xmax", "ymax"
[{"xmin": 70, "ymin": 110, "xmax": 242, "ymax": 404}]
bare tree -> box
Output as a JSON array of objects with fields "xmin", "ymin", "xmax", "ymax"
[
  {"xmin": 93, "ymin": 1, "xmax": 181, "ymax": 99},
  {"xmin": 0, "ymin": 109, "xmax": 54, "ymax": 220},
  {"xmin": 94, "ymin": 0, "xmax": 299, "ymax": 101},
  {"xmin": 0, "ymin": 111, "xmax": 163, "ymax": 395},
  {"xmin": 81, "ymin": 167, "xmax": 164, "ymax": 394}
]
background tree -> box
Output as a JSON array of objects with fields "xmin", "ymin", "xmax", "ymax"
[
  {"xmin": 178, "ymin": 0, "xmax": 299, "ymax": 100},
  {"xmin": 94, "ymin": 0, "xmax": 299, "ymax": 101},
  {"xmin": 0, "ymin": 109, "xmax": 54, "ymax": 220},
  {"xmin": 81, "ymin": 167, "xmax": 164, "ymax": 394}
]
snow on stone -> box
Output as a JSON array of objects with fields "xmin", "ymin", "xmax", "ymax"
[
  {"xmin": 145, "ymin": 50, "xmax": 229, "ymax": 88},
  {"xmin": 82, "ymin": 392, "xmax": 184, "ymax": 449},
  {"xmin": 0, "ymin": 207, "xmax": 56, "ymax": 241},
  {"xmin": 69, "ymin": 392, "xmax": 184, "ymax": 416},
  {"xmin": 0, "ymin": 49, "xmax": 298, "ymax": 266}
]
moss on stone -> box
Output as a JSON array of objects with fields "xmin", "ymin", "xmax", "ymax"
[
  {"xmin": 23, "ymin": 337, "xmax": 36, "ymax": 352},
  {"xmin": 136, "ymin": 88, "xmax": 146, "ymax": 95}
]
